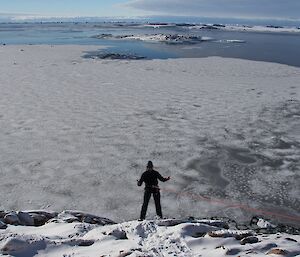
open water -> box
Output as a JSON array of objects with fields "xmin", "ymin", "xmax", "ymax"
[{"xmin": 1, "ymin": 22, "xmax": 300, "ymax": 66}]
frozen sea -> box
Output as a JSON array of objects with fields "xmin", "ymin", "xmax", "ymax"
[{"xmin": 0, "ymin": 22, "xmax": 299, "ymax": 226}]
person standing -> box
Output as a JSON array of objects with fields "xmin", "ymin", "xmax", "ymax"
[{"xmin": 137, "ymin": 161, "xmax": 170, "ymax": 220}]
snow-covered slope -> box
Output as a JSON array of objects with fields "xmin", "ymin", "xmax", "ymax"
[
  {"xmin": 0, "ymin": 45, "xmax": 299, "ymax": 225},
  {"xmin": 1, "ymin": 210, "xmax": 299, "ymax": 257}
]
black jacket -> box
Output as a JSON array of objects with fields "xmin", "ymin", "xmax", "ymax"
[{"xmin": 138, "ymin": 169, "xmax": 168, "ymax": 189}]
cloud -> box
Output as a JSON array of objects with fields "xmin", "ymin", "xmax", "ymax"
[
  {"xmin": 124, "ymin": 0, "xmax": 300, "ymax": 19},
  {"xmin": 0, "ymin": 13, "xmax": 30, "ymax": 21},
  {"xmin": 0, "ymin": 12, "xmax": 32, "ymax": 17}
]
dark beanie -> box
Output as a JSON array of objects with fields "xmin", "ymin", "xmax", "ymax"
[{"xmin": 147, "ymin": 161, "xmax": 153, "ymax": 168}]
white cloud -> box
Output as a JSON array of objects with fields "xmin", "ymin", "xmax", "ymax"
[{"xmin": 123, "ymin": 0, "xmax": 300, "ymax": 19}]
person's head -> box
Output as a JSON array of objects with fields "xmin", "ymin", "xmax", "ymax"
[{"xmin": 147, "ymin": 161, "xmax": 153, "ymax": 170}]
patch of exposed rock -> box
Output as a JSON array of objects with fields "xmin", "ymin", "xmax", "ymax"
[
  {"xmin": 83, "ymin": 52, "xmax": 146, "ymax": 60},
  {"xmin": 91, "ymin": 33, "xmax": 210, "ymax": 44},
  {"xmin": 267, "ymin": 248, "xmax": 289, "ymax": 255},
  {"xmin": 0, "ymin": 210, "xmax": 116, "ymax": 228},
  {"xmin": 0, "ymin": 220, "xmax": 7, "ymax": 229},
  {"xmin": 240, "ymin": 236, "xmax": 259, "ymax": 245}
]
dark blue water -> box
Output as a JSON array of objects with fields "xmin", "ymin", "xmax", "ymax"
[{"xmin": 1, "ymin": 22, "xmax": 300, "ymax": 67}]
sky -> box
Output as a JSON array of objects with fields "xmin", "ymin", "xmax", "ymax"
[{"xmin": 0, "ymin": 0, "xmax": 299, "ymax": 21}]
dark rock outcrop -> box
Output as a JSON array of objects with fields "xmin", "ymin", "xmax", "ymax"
[
  {"xmin": 4, "ymin": 213, "xmax": 20, "ymax": 225},
  {"xmin": 0, "ymin": 220, "xmax": 7, "ymax": 229},
  {"xmin": 240, "ymin": 236, "xmax": 259, "ymax": 245}
]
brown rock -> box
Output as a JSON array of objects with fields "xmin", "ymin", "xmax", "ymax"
[{"xmin": 267, "ymin": 248, "xmax": 288, "ymax": 255}]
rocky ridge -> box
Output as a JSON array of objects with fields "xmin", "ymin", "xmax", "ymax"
[{"xmin": 0, "ymin": 211, "xmax": 299, "ymax": 256}]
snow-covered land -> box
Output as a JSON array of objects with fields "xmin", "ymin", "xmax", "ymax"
[
  {"xmin": 92, "ymin": 33, "xmax": 215, "ymax": 44},
  {"xmin": 1, "ymin": 210, "xmax": 300, "ymax": 257},
  {"xmin": 188, "ymin": 24, "xmax": 300, "ymax": 33},
  {"xmin": 139, "ymin": 23, "xmax": 300, "ymax": 33},
  {"xmin": 0, "ymin": 45, "xmax": 299, "ymax": 228}
]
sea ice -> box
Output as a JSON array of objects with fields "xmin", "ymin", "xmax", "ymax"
[{"xmin": 0, "ymin": 45, "xmax": 299, "ymax": 225}]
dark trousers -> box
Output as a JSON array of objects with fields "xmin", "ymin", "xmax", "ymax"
[{"xmin": 140, "ymin": 189, "xmax": 162, "ymax": 220}]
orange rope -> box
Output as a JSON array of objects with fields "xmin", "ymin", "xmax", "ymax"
[{"xmin": 162, "ymin": 187, "xmax": 300, "ymax": 222}]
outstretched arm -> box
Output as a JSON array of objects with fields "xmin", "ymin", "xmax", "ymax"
[
  {"xmin": 137, "ymin": 174, "xmax": 144, "ymax": 186},
  {"xmin": 157, "ymin": 171, "xmax": 171, "ymax": 182}
]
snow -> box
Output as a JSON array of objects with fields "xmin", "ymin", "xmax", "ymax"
[
  {"xmin": 223, "ymin": 25, "xmax": 300, "ymax": 33},
  {"xmin": 140, "ymin": 23, "xmax": 300, "ymax": 34},
  {"xmin": 217, "ymin": 39, "xmax": 246, "ymax": 43},
  {"xmin": 93, "ymin": 33, "xmax": 210, "ymax": 44},
  {"xmin": 0, "ymin": 45, "xmax": 299, "ymax": 226},
  {"xmin": 189, "ymin": 24, "xmax": 300, "ymax": 33},
  {"xmin": 1, "ymin": 215, "xmax": 299, "ymax": 257}
]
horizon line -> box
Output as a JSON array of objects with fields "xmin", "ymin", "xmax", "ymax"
[{"xmin": 1, "ymin": 13, "xmax": 300, "ymax": 23}]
